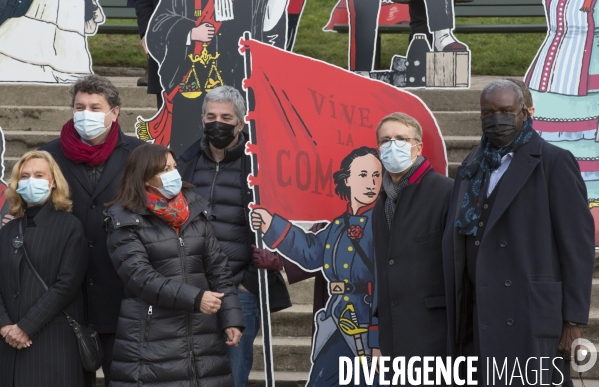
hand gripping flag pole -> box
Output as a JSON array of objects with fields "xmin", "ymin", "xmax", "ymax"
[{"xmin": 241, "ymin": 31, "xmax": 275, "ymax": 387}]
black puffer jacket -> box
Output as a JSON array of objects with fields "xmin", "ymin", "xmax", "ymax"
[
  {"xmin": 178, "ymin": 133, "xmax": 291, "ymax": 312},
  {"xmin": 105, "ymin": 191, "xmax": 244, "ymax": 387}
]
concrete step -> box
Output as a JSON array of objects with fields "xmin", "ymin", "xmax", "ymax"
[
  {"xmin": 0, "ymin": 107, "xmax": 157, "ymax": 133},
  {"xmin": 0, "ymin": 106, "xmax": 483, "ymax": 137},
  {"xmin": 0, "ymin": 79, "xmax": 155, "ymax": 108},
  {"xmin": 285, "ymin": 275, "xmax": 315, "ymax": 306},
  {"xmin": 263, "ymin": 304, "xmax": 314, "ymax": 338},
  {"xmin": 252, "ymin": 336, "xmax": 312, "ymax": 373}
]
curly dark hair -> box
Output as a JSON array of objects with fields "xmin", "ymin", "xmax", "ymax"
[
  {"xmin": 70, "ymin": 74, "xmax": 122, "ymax": 109},
  {"xmin": 332, "ymin": 147, "xmax": 379, "ymax": 201}
]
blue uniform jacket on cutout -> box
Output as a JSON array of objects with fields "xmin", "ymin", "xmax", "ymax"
[{"xmin": 263, "ymin": 202, "xmax": 379, "ymax": 354}]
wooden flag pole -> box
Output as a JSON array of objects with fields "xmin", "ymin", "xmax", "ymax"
[{"xmin": 242, "ymin": 31, "xmax": 275, "ymax": 387}]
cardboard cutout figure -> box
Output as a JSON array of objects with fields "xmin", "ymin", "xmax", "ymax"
[
  {"xmin": 0, "ymin": 0, "xmax": 104, "ymax": 83},
  {"xmin": 524, "ymin": 0, "xmax": 599, "ymax": 244},
  {"xmin": 136, "ymin": 0, "xmax": 289, "ymax": 154},
  {"xmin": 0, "ymin": 128, "xmax": 9, "ymax": 227},
  {"xmin": 341, "ymin": 0, "xmax": 470, "ymax": 88},
  {"xmin": 286, "ymin": 0, "xmax": 307, "ymax": 50},
  {"xmin": 323, "ymin": 0, "xmax": 409, "ymax": 32},
  {"xmin": 241, "ymin": 37, "xmax": 447, "ymax": 385}
]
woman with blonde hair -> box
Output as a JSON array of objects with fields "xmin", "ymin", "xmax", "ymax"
[{"xmin": 0, "ymin": 150, "xmax": 89, "ymax": 387}]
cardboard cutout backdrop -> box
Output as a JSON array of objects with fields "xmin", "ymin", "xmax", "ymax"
[
  {"xmin": 0, "ymin": 0, "xmax": 104, "ymax": 83},
  {"xmin": 286, "ymin": 0, "xmax": 307, "ymax": 51},
  {"xmin": 242, "ymin": 37, "xmax": 447, "ymax": 384},
  {"xmin": 136, "ymin": 0, "xmax": 290, "ymax": 154},
  {"xmin": 323, "ymin": 0, "xmax": 410, "ymax": 32},
  {"xmin": 524, "ymin": 0, "xmax": 599, "ymax": 244},
  {"xmin": 340, "ymin": 0, "xmax": 470, "ymax": 88},
  {"xmin": 0, "ymin": 128, "xmax": 8, "ymax": 226}
]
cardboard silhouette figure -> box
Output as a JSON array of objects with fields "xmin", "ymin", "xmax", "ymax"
[
  {"xmin": 0, "ymin": 128, "xmax": 9, "ymax": 227},
  {"xmin": 338, "ymin": 0, "xmax": 470, "ymax": 88},
  {"xmin": 241, "ymin": 37, "xmax": 447, "ymax": 385},
  {"xmin": 0, "ymin": 0, "xmax": 104, "ymax": 83},
  {"xmin": 136, "ymin": 0, "xmax": 290, "ymax": 154},
  {"xmin": 524, "ymin": 0, "xmax": 599, "ymax": 244}
]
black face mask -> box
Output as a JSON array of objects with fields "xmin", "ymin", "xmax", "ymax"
[
  {"xmin": 482, "ymin": 111, "xmax": 523, "ymax": 148},
  {"xmin": 204, "ymin": 121, "xmax": 237, "ymax": 149}
]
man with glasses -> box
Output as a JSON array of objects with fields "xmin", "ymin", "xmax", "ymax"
[{"xmin": 370, "ymin": 112, "xmax": 453, "ymax": 374}]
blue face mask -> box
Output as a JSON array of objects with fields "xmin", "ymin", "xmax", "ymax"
[
  {"xmin": 151, "ymin": 169, "xmax": 182, "ymax": 199},
  {"xmin": 73, "ymin": 109, "xmax": 113, "ymax": 141},
  {"xmin": 17, "ymin": 178, "xmax": 51, "ymax": 205},
  {"xmin": 379, "ymin": 140, "xmax": 417, "ymax": 174}
]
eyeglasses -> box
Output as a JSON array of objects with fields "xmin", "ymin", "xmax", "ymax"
[{"xmin": 378, "ymin": 138, "xmax": 420, "ymax": 149}]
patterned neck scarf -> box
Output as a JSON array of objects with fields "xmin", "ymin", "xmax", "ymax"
[
  {"xmin": 455, "ymin": 115, "xmax": 534, "ymax": 236},
  {"xmin": 383, "ymin": 156, "xmax": 430, "ymax": 229},
  {"xmin": 146, "ymin": 191, "xmax": 190, "ymax": 234}
]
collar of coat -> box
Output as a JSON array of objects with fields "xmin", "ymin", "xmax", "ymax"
[
  {"xmin": 22, "ymin": 201, "xmax": 56, "ymax": 228},
  {"xmin": 105, "ymin": 190, "xmax": 213, "ymax": 231}
]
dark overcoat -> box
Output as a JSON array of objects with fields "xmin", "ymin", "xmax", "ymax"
[
  {"xmin": 0, "ymin": 204, "xmax": 88, "ymax": 387},
  {"xmin": 105, "ymin": 190, "xmax": 245, "ymax": 387},
  {"xmin": 443, "ymin": 131, "xmax": 595, "ymax": 385},
  {"xmin": 372, "ymin": 169, "xmax": 453, "ymax": 359},
  {"xmin": 40, "ymin": 129, "xmax": 145, "ymax": 333}
]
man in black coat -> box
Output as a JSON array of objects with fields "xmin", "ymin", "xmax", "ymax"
[
  {"xmin": 40, "ymin": 75, "xmax": 145, "ymax": 386},
  {"xmin": 177, "ymin": 85, "xmax": 291, "ymax": 387},
  {"xmin": 443, "ymin": 79, "xmax": 595, "ymax": 385},
  {"xmin": 370, "ymin": 113, "xmax": 452, "ymax": 376}
]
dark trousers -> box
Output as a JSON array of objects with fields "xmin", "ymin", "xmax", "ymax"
[
  {"xmin": 409, "ymin": 0, "xmax": 454, "ymax": 39},
  {"xmin": 347, "ymin": 0, "xmax": 380, "ymax": 71}
]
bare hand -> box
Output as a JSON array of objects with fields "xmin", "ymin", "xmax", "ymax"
[
  {"xmin": 141, "ymin": 38, "xmax": 148, "ymax": 55},
  {"xmin": 225, "ymin": 327, "xmax": 242, "ymax": 347},
  {"xmin": 251, "ymin": 209, "xmax": 273, "ymax": 234},
  {"xmin": 191, "ymin": 23, "xmax": 215, "ymax": 42},
  {"xmin": 0, "ymin": 325, "xmax": 10, "ymax": 338},
  {"xmin": 200, "ymin": 291, "xmax": 224, "ymax": 314},
  {"xmin": 3, "ymin": 325, "xmax": 31, "ymax": 349},
  {"xmin": 372, "ymin": 348, "xmax": 382, "ymax": 374},
  {"xmin": 557, "ymin": 323, "xmax": 582, "ymax": 361},
  {"xmin": 2, "ymin": 214, "xmax": 14, "ymax": 227}
]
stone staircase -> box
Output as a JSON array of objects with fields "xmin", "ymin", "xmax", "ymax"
[{"xmin": 2, "ymin": 76, "xmax": 599, "ymax": 386}]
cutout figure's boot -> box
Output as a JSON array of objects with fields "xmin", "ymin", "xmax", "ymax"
[{"xmin": 433, "ymin": 29, "xmax": 468, "ymax": 52}]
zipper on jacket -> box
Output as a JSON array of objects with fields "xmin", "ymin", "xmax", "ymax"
[
  {"xmin": 178, "ymin": 237, "xmax": 197, "ymax": 385},
  {"xmin": 189, "ymin": 350, "xmax": 197, "ymax": 384},
  {"xmin": 208, "ymin": 163, "xmax": 220, "ymax": 207},
  {"xmin": 143, "ymin": 305, "xmax": 152, "ymax": 347}
]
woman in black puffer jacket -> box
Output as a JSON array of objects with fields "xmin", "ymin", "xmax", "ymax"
[{"xmin": 105, "ymin": 144, "xmax": 244, "ymax": 387}]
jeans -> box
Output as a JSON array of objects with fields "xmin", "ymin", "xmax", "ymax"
[{"xmin": 227, "ymin": 288, "xmax": 260, "ymax": 387}]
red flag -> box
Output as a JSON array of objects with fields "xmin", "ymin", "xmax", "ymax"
[{"xmin": 242, "ymin": 38, "xmax": 447, "ymax": 222}]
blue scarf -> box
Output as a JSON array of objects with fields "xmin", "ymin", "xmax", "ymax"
[{"xmin": 455, "ymin": 116, "xmax": 534, "ymax": 236}]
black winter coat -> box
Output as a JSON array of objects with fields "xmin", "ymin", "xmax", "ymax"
[
  {"xmin": 178, "ymin": 134, "xmax": 291, "ymax": 312},
  {"xmin": 0, "ymin": 204, "xmax": 88, "ymax": 387},
  {"xmin": 443, "ymin": 131, "xmax": 595, "ymax": 385},
  {"xmin": 372, "ymin": 169, "xmax": 452, "ymax": 361},
  {"xmin": 40, "ymin": 129, "xmax": 145, "ymax": 333},
  {"xmin": 105, "ymin": 190, "xmax": 244, "ymax": 387}
]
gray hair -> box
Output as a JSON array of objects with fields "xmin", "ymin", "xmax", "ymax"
[
  {"xmin": 202, "ymin": 86, "xmax": 246, "ymax": 124},
  {"xmin": 481, "ymin": 79, "xmax": 525, "ymax": 109},
  {"xmin": 70, "ymin": 74, "xmax": 122, "ymax": 109},
  {"xmin": 376, "ymin": 112, "xmax": 423, "ymax": 142}
]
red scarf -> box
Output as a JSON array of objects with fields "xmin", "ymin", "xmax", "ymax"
[
  {"xmin": 60, "ymin": 119, "xmax": 120, "ymax": 167},
  {"xmin": 146, "ymin": 191, "xmax": 190, "ymax": 234}
]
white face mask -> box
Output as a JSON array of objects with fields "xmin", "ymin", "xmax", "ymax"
[
  {"xmin": 16, "ymin": 178, "xmax": 51, "ymax": 205},
  {"xmin": 379, "ymin": 140, "xmax": 418, "ymax": 174},
  {"xmin": 149, "ymin": 169, "xmax": 183, "ymax": 200},
  {"xmin": 73, "ymin": 108, "xmax": 113, "ymax": 141}
]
